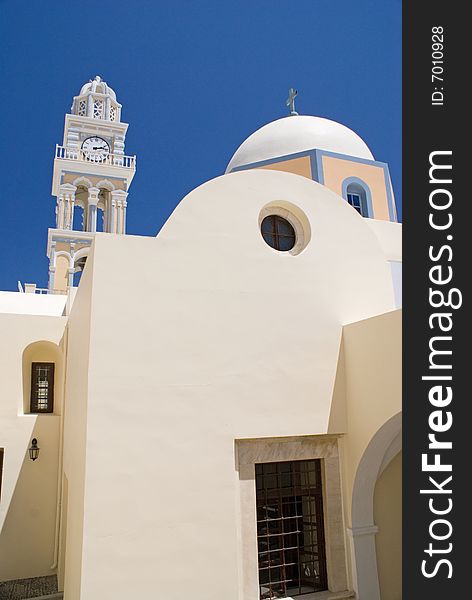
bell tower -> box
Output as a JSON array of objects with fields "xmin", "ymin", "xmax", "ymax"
[{"xmin": 48, "ymin": 76, "xmax": 136, "ymax": 292}]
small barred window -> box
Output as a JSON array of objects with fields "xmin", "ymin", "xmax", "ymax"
[
  {"xmin": 78, "ymin": 99, "xmax": 87, "ymax": 116},
  {"xmin": 30, "ymin": 362, "xmax": 55, "ymax": 413}
]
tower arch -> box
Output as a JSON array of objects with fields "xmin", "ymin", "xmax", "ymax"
[
  {"xmin": 72, "ymin": 176, "xmax": 93, "ymax": 189},
  {"xmin": 22, "ymin": 340, "xmax": 63, "ymax": 415},
  {"xmin": 96, "ymin": 180, "xmax": 115, "ymax": 232}
]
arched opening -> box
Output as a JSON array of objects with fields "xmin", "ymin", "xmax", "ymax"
[
  {"xmin": 349, "ymin": 412, "xmax": 401, "ymax": 600},
  {"xmin": 22, "ymin": 341, "xmax": 63, "ymax": 415},
  {"xmin": 72, "ymin": 247, "xmax": 90, "ymax": 287},
  {"xmin": 73, "ymin": 186, "xmax": 88, "ymax": 231},
  {"xmin": 53, "ymin": 252, "xmax": 71, "ymax": 293},
  {"xmin": 342, "ymin": 178, "xmax": 372, "ymax": 218},
  {"xmin": 73, "ymin": 263, "xmax": 84, "ymax": 287},
  {"xmin": 96, "ymin": 181, "xmax": 115, "ymax": 233},
  {"xmin": 97, "ymin": 189, "xmax": 109, "ymax": 232},
  {"xmin": 374, "ymin": 450, "xmax": 402, "ymax": 600}
]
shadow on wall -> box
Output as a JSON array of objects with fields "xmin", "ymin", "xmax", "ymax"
[
  {"xmin": 1, "ymin": 338, "xmax": 64, "ymax": 582},
  {"xmin": 0, "ymin": 417, "xmax": 60, "ymax": 582}
]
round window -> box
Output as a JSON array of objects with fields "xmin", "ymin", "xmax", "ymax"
[{"xmin": 261, "ymin": 215, "xmax": 296, "ymax": 252}]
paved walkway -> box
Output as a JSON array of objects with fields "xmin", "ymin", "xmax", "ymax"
[{"xmin": 0, "ymin": 576, "xmax": 58, "ymax": 600}]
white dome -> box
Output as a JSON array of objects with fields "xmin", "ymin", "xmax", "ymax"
[
  {"xmin": 226, "ymin": 115, "xmax": 374, "ymax": 173},
  {"xmin": 79, "ymin": 75, "xmax": 117, "ymax": 101}
]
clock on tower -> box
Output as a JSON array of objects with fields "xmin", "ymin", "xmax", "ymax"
[{"xmin": 48, "ymin": 76, "xmax": 136, "ymax": 293}]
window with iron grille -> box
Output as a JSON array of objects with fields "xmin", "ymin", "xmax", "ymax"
[
  {"xmin": 30, "ymin": 362, "xmax": 54, "ymax": 413},
  {"xmin": 256, "ymin": 460, "xmax": 328, "ymax": 599}
]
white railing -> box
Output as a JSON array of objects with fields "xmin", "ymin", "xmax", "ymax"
[{"xmin": 55, "ymin": 145, "xmax": 136, "ymax": 169}]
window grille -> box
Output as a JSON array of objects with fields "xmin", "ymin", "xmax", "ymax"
[
  {"xmin": 30, "ymin": 362, "xmax": 55, "ymax": 413},
  {"xmin": 256, "ymin": 460, "xmax": 328, "ymax": 598},
  {"xmin": 109, "ymin": 105, "xmax": 117, "ymax": 122}
]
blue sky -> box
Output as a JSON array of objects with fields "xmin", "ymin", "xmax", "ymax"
[{"xmin": 0, "ymin": 0, "xmax": 401, "ymax": 291}]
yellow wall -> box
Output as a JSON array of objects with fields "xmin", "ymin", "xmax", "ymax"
[
  {"xmin": 63, "ymin": 173, "xmax": 126, "ymax": 191},
  {"xmin": 374, "ymin": 451, "xmax": 402, "ymax": 600},
  {"xmin": 328, "ymin": 311, "xmax": 401, "ymax": 599},
  {"xmin": 22, "ymin": 341, "xmax": 63, "ymax": 415},
  {"xmin": 336, "ymin": 310, "xmax": 401, "ymax": 527},
  {"xmin": 53, "ymin": 241, "xmax": 91, "ymax": 293},
  {"xmin": 322, "ymin": 155, "xmax": 395, "ymax": 221},
  {"xmin": 256, "ymin": 155, "xmax": 312, "ymax": 179},
  {"xmin": 0, "ymin": 418, "xmax": 61, "ymax": 580},
  {"xmin": 0, "ymin": 314, "xmax": 66, "ymax": 582},
  {"xmin": 250, "ymin": 154, "xmax": 397, "ymax": 222},
  {"xmin": 54, "ymin": 250, "xmax": 70, "ymax": 293}
]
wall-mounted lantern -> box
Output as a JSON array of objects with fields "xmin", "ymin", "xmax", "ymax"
[{"xmin": 28, "ymin": 438, "xmax": 40, "ymax": 461}]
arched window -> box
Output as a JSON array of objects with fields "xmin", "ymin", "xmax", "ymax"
[
  {"xmin": 74, "ymin": 186, "xmax": 89, "ymax": 231},
  {"xmin": 72, "ymin": 247, "xmax": 90, "ymax": 287},
  {"xmin": 342, "ymin": 178, "xmax": 372, "ymax": 218},
  {"xmin": 22, "ymin": 341, "xmax": 62, "ymax": 415},
  {"xmin": 97, "ymin": 189, "xmax": 109, "ymax": 232}
]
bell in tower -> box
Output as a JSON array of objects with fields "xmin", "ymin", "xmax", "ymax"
[{"xmin": 48, "ymin": 76, "xmax": 136, "ymax": 293}]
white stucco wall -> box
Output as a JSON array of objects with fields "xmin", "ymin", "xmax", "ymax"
[
  {"xmin": 61, "ymin": 169, "xmax": 399, "ymax": 600},
  {"xmin": 365, "ymin": 220, "xmax": 402, "ymax": 307},
  {"xmin": 0, "ymin": 291, "xmax": 67, "ymax": 316},
  {"xmin": 365, "ymin": 219, "xmax": 402, "ymax": 262},
  {"xmin": 61, "ymin": 254, "xmax": 94, "ymax": 599},
  {"xmin": 389, "ymin": 261, "xmax": 402, "ymax": 308}
]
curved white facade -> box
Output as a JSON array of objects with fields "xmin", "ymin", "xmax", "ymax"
[{"xmin": 0, "ymin": 79, "xmax": 401, "ymax": 600}]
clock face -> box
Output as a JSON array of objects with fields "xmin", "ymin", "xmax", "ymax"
[{"xmin": 82, "ymin": 136, "xmax": 110, "ymax": 162}]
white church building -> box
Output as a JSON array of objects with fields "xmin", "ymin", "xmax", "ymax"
[{"xmin": 0, "ymin": 78, "xmax": 402, "ymax": 600}]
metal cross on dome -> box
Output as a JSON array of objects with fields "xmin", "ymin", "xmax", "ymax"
[{"xmin": 286, "ymin": 88, "xmax": 299, "ymax": 116}]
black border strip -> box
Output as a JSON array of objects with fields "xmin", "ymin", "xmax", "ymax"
[{"xmin": 403, "ymin": 4, "xmax": 467, "ymax": 598}]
